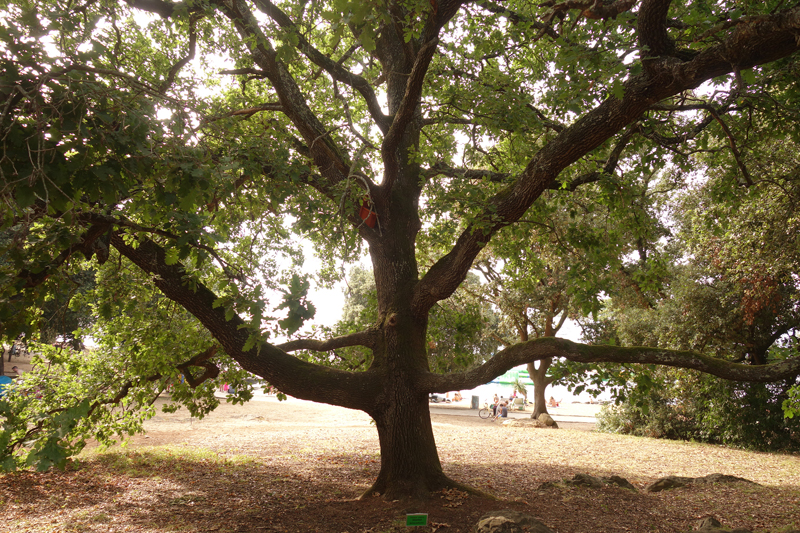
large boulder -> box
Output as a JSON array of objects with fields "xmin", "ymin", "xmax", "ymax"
[
  {"xmin": 537, "ymin": 413, "xmax": 558, "ymax": 428},
  {"xmin": 474, "ymin": 510, "xmax": 555, "ymax": 533}
]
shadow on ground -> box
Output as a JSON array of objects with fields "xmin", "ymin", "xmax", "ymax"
[{"xmin": 2, "ymin": 446, "xmax": 799, "ymax": 533}]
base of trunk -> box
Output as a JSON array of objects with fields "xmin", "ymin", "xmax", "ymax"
[
  {"xmin": 531, "ymin": 404, "xmax": 549, "ymax": 419},
  {"xmin": 364, "ymin": 388, "xmax": 496, "ymax": 501},
  {"xmin": 527, "ymin": 361, "xmax": 552, "ymax": 421},
  {"xmin": 360, "ymin": 472, "xmax": 494, "ymax": 501}
]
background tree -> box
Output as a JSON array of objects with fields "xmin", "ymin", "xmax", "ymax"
[
  {"xmin": 591, "ymin": 135, "xmax": 800, "ymax": 449},
  {"xmin": 3, "ymin": 0, "xmax": 800, "ymax": 501},
  {"xmin": 470, "ymin": 158, "xmax": 673, "ymax": 418}
]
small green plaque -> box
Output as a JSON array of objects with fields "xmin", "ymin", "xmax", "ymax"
[{"xmin": 406, "ymin": 513, "xmax": 428, "ymax": 526}]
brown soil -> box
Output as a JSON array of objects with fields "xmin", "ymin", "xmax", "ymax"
[{"xmin": 2, "ymin": 395, "xmax": 800, "ymax": 533}]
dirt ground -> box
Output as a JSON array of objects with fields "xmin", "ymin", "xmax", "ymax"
[
  {"xmin": 1, "ymin": 348, "xmax": 33, "ymax": 378},
  {"xmin": 2, "ymin": 394, "xmax": 800, "ymax": 533}
]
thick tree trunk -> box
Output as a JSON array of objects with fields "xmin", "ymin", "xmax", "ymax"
[
  {"xmin": 364, "ymin": 387, "xmax": 451, "ymax": 500},
  {"xmin": 360, "ymin": 281, "xmax": 463, "ymax": 499},
  {"xmin": 528, "ymin": 359, "xmax": 553, "ymax": 419},
  {"xmin": 531, "ymin": 380, "xmax": 549, "ymax": 419}
]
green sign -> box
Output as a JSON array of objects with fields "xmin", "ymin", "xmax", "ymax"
[{"xmin": 406, "ymin": 513, "xmax": 428, "ymax": 526}]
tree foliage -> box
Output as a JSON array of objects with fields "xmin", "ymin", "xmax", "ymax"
[
  {"xmin": 2, "ymin": 0, "xmax": 800, "ymax": 499},
  {"xmin": 597, "ymin": 367, "xmax": 800, "ymax": 451},
  {"xmin": 590, "ymin": 140, "xmax": 800, "ymax": 448}
]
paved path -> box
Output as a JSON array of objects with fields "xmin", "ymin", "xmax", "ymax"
[
  {"xmin": 216, "ymin": 391, "xmax": 603, "ymax": 428},
  {"xmin": 429, "ymin": 401, "xmax": 603, "ymax": 425}
]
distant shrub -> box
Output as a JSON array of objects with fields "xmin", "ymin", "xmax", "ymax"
[{"xmin": 596, "ymin": 369, "xmax": 800, "ymax": 452}]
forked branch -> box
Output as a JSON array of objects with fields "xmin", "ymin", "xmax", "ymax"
[
  {"xmin": 252, "ymin": 0, "xmax": 390, "ymax": 132},
  {"xmin": 381, "ymin": 0, "xmax": 467, "ymax": 187}
]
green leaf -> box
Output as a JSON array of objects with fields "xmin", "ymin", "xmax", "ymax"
[
  {"xmin": 165, "ymin": 248, "xmax": 179, "ymax": 265},
  {"xmin": 360, "ymin": 30, "xmax": 375, "ymax": 52},
  {"xmin": 15, "ymin": 185, "xmax": 36, "ymax": 208}
]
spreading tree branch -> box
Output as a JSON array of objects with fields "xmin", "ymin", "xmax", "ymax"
[
  {"xmin": 533, "ymin": 0, "xmax": 636, "ymax": 43},
  {"xmin": 537, "ymin": 0, "xmax": 637, "ymax": 28},
  {"xmin": 159, "ymin": 16, "xmax": 197, "ymax": 92},
  {"xmin": 705, "ymin": 105, "xmax": 753, "ymax": 186},
  {"xmin": 215, "ymin": 0, "xmax": 351, "ymax": 189},
  {"xmin": 252, "ymin": 0, "xmax": 390, "ymax": 132},
  {"xmin": 526, "ymin": 104, "xmax": 567, "ymax": 133},
  {"xmin": 421, "ymin": 337, "xmax": 800, "ymax": 393},
  {"xmin": 42, "ymin": 64, "xmax": 185, "ymax": 104},
  {"xmin": 547, "ymin": 126, "xmax": 637, "ymax": 191},
  {"xmin": 412, "ymin": 5, "xmax": 800, "ymax": 315},
  {"xmin": 16, "ymin": 219, "xmax": 114, "ymax": 289},
  {"xmin": 176, "ymin": 345, "xmax": 220, "ymax": 387},
  {"xmin": 109, "ymin": 231, "xmax": 381, "ymax": 411},
  {"xmin": 581, "ymin": 0, "xmax": 638, "ymax": 20},
  {"xmin": 421, "ymin": 102, "xmax": 565, "ymax": 134},
  {"xmin": 200, "ymin": 102, "xmax": 285, "ymax": 124},
  {"xmin": 476, "ymin": 0, "xmax": 563, "ymax": 41},
  {"xmin": 125, "ymin": 0, "xmax": 185, "ymax": 18},
  {"xmin": 638, "ymin": 0, "xmax": 677, "ymax": 58},
  {"xmin": 424, "ymin": 162, "xmax": 510, "ymax": 183}
]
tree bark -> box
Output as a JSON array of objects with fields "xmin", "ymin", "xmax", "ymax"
[
  {"xmin": 365, "ymin": 385, "xmax": 451, "ymax": 500},
  {"xmin": 528, "ymin": 358, "xmax": 554, "ymax": 419}
]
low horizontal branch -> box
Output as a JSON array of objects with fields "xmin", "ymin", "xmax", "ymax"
[
  {"xmin": 176, "ymin": 345, "xmax": 220, "ymax": 387},
  {"xmin": 421, "ymin": 337, "xmax": 800, "ymax": 393}
]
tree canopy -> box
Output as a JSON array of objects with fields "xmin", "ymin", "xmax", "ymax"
[{"xmin": 2, "ymin": 0, "xmax": 800, "ymax": 499}]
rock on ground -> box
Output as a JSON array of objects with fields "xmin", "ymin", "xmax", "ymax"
[
  {"xmin": 539, "ymin": 473, "xmax": 639, "ymax": 492},
  {"xmin": 502, "ymin": 418, "xmax": 550, "ymax": 428},
  {"xmin": 646, "ymin": 474, "xmax": 759, "ymax": 493},
  {"xmin": 688, "ymin": 516, "xmax": 766, "ymax": 533},
  {"xmin": 537, "ymin": 413, "xmax": 558, "ymax": 428},
  {"xmin": 474, "ymin": 510, "xmax": 555, "ymax": 533}
]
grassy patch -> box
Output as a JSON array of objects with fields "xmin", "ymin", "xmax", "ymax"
[{"xmin": 82, "ymin": 445, "xmax": 259, "ymax": 478}]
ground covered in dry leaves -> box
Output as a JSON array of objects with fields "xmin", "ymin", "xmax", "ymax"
[{"xmin": 2, "ymin": 396, "xmax": 799, "ymax": 533}]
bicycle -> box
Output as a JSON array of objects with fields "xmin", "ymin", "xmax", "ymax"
[{"xmin": 478, "ymin": 403, "xmax": 493, "ymax": 419}]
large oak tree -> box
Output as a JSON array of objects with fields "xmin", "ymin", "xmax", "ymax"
[{"xmin": 3, "ymin": 0, "xmax": 800, "ymax": 499}]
